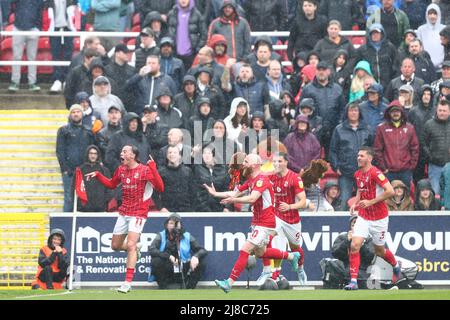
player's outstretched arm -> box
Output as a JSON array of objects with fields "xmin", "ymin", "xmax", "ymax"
[
  {"xmin": 203, "ymin": 183, "xmax": 240, "ymax": 199},
  {"xmin": 85, "ymin": 171, "xmax": 120, "ymax": 189},
  {"xmin": 221, "ymin": 190, "xmax": 261, "ymax": 205},
  {"xmin": 147, "ymin": 155, "xmax": 164, "ymax": 193}
]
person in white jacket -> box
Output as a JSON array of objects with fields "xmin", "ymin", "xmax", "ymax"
[
  {"xmin": 223, "ymin": 97, "xmax": 250, "ymax": 150},
  {"xmin": 417, "ymin": 3, "xmax": 446, "ymax": 69}
]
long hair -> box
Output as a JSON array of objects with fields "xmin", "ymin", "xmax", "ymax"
[{"xmin": 231, "ymin": 106, "xmax": 249, "ymax": 128}]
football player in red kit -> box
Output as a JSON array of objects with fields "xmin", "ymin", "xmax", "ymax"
[
  {"xmin": 344, "ymin": 146, "xmax": 401, "ymax": 290},
  {"xmin": 204, "ymin": 154, "xmax": 301, "ymax": 293},
  {"xmin": 257, "ymin": 152, "xmax": 308, "ymax": 286},
  {"xmin": 86, "ymin": 145, "xmax": 164, "ymax": 293}
]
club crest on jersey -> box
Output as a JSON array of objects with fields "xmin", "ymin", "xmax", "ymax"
[
  {"xmin": 256, "ymin": 180, "xmax": 263, "ymax": 188},
  {"xmin": 277, "ymin": 186, "xmax": 282, "ymax": 192},
  {"xmin": 298, "ymin": 181, "xmax": 303, "ymax": 189},
  {"xmin": 378, "ymin": 173, "xmax": 386, "ymax": 181},
  {"xmin": 126, "ymin": 178, "xmax": 131, "ymax": 184}
]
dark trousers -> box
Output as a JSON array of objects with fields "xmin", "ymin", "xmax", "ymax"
[
  {"xmin": 151, "ymin": 256, "xmax": 206, "ymax": 289},
  {"xmin": 49, "ymin": 29, "xmax": 74, "ymax": 82},
  {"xmin": 38, "ymin": 266, "xmax": 67, "ymax": 288},
  {"xmin": 177, "ymin": 53, "xmax": 196, "ymax": 71}
]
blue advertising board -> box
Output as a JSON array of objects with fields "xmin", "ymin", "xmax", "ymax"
[{"xmin": 50, "ymin": 212, "xmax": 450, "ymax": 286}]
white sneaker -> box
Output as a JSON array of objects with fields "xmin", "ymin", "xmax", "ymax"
[
  {"xmin": 117, "ymin": 282, "xmax": 131, "ymax": 293},
  {"xmin": 136, "ymin": 242, "xmax": 142, "ymax": 261},
  {"xmin": 255, "ymin": 271, "xmax": 272, "ymax": 286},
  {"xmin": 50, "ymin": 80, "xmax": 62, "ymax": 93}
]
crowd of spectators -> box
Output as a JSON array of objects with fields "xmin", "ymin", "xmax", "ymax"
[{"xmin": 2, "ymin": 0, "xmax": 450, "ymax": 213}]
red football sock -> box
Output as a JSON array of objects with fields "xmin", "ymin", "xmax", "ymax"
[
  {"xmin": 262, "ymin": 235, "xmax": 273, "ymax": 267},
  {"xmin": 292, "ymin": 247, "xmax": 305, "ymax": 266},
  {"xmin": 349, "ymin": 251, "xmax": 360, "ymax": 280},
  {"xmin": 230, "ymin": 251, "xmax": 249, "ymax": 281},
  {"xmin": 125, "ymin": 268, "xmax": 135, "ymax": 283},
  {"xmin": 383, "ymin": 249, "xmax": 397, "ymax": 267},
  {"xmin": 271, "ymin": 269, "xmax": 281, "ymax": 280},
  {"xmin": 261, "ymin": 248, "xmax": 289, "ymax": 260}
]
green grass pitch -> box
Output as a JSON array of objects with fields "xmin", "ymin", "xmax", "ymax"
[{"xmin": 2, "ymin": 288, "xmax": 450, "ymax": 300}]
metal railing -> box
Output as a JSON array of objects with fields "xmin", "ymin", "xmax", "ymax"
[{"xmin": 0, "ymin": 30, "xmax": 367, "ymax": 67}]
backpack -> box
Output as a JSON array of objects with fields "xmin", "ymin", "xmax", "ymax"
[{"xmin": 319, "ymin": 258, "xmax": 348, "ymax": 289}]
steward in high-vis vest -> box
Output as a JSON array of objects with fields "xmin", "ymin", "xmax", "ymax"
[
  {"xmin": 149, "ymin": 213, "xmax": 208, "ymax": 289},
  {"xmin": 31, "ymin": 229, "xmax": 70, "ymax": 290}
]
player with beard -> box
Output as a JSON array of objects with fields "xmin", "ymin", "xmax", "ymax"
[
  {"xmin": 344, "ymin": 146, "xmax": 401, "ymax": 290},
  {"xmin": 257, "ymin": 152, "xmax": 308, "ymax": 286},
  {"xmin": 86, "ymin": 145, "xmax": 164, "ymax": 293},
  {"xmin": 204, "ymin": 153, "xmax": 301, "ymax": 293}
]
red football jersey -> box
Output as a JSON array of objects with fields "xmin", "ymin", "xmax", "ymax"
[
  {"xmin": 238, "ymin": 173, "xmax": 276, "ymax": 228},
  {"xmin": 97, "ymin": 162, "xmax": 164, "ymax": 218},
  {"xmin": 270, "ymin": 170, "xmax": 305, "ymax": 224},
  {"xmin": 354, "ymin": 166, "xmax": 389, "ymax": 221}
]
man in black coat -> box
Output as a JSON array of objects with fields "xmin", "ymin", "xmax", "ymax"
[{"xmin": 149, "ymin": 213, "xmax": 208, "ymax": 289}]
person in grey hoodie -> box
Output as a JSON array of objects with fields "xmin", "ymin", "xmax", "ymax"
[
  {"xmin": 417, "ymin": 3, "xmax": 446, "ymax": 70},
  {"xmin": 89, "ymin": 76, "xmax": 125, "ymax": 126}
]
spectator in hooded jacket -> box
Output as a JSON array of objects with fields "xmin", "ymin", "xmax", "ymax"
[
  {"xmin": 75, "ymin": 91, "xmax": 103, "ymax": 133},
  {"xmin": 366, "ymin": 0, "xmax": 410, "ymax": 47},
  {"xmin": 358, "ymin": 83, "xmax": 387, "ymax": 136},
  {"xmin": 206, "ymin": 33, "xmax": 230, "ymax": 66},
  {"xmin": 349, "ymin": 60, "xmax": 374, "ymax": 103},
  {"xmin": 167, "ymin": 0, "xmax": 207, "ymax": 69},
  {"xmin": 265, "ymin": 99, "xmax": 290, "ymax": 142},
  {"xmin": 186, "ymin": 97, "xmax": 215, "ymax": 144},
  {"xmin": 207, "ymin": 0, "xmax": 251, "ymax": 61},
  {"xmin": 139, "ymin": 0, "xmax": 175, "ymax": 28},
  {"xmin": 431, "ymin": 61, "xmax": 450, "ymax": 94},
  {"xmin": 203, "ymin": 119, "xmax": 240, "ymax": 165},
  {"xmin": 174, "ymin": 75, "xmax": 200, "ymax": 128},
  {"xmin": 223, "ymin": 97, "xmax": 250, "ymax": 150},
  {"xmin": 313, "ymin": 20, "xmax": 356, "ymax": 68},
  {"xmin": 385, "ymin": 180, "xmax": 414, "ymax": 211},
  {"xmin": 194, "ymin": 66, "xmax": 227, "ymax": 120},
  {"xmin": 31, "ymin": 229, "xmax": 69, "ymax": 290},
  {"xmin": 355, "ymin": 23, "xmax": 400, "ymax": 90},
  {"xmin": 56, "ymin": 104, "xmax": 96, "ymax": 212},
  {"xmin": 193, "ymin": 146, "xmax": 230, "ymax": 212},
  {"xmin": 417, "ymin": 3, "xmax": 446, "ymax": 69},
  {"xmin": 330, "ymin": 102, "xmax": 372, "ymax": 209},
  {"xmin": 287, "ymin": 0, "xmax": 327, "ymax": 60},
  {"xmin": 154, "ymin": 87, "xmax": 184, "ymax": 130},
  {"xmin": 408, "ymin": 84, "xmax": 435, "ymax": 183},
  {"xmin": 105, "ymin": 112, "xmax": 150, "ymax": 173},
  {"xmin": 289, "ymin": 51, "xmax": 308, "ymax": 98},
  {"xmin": 157, "ymin": 146, "xmax": 194, "ymax": 212},
  {"xmin": 283, "ymin": 115, "xmax": 321, "ymax": 173},
  {"xmin": 318, "ymin": 180, "xmax": 344, "ymax": 212},
  {"xmin": 331, "ymin": 50, "xmax": 352, "ymax": 103},
  {"xmin": 125, "ymin": 55, "xmax": 177, "ymax": 116},
  {"xmin": 398, "ymin": 29, "xmax": 417, "ymax": 60},
  {"xmin": 266, "ymin": 60, "xmax": 292, "ymax": 101},
  {"xmin": 296, "ymin": 98, "xmax": 323, "ymax": 141},
  {"xmin": 189, "ymin": 46, "xmax": 225, "ymax": 89},
  {"xmin": 238, "ymin": 111, "xmax": 268, "ymax": 154},
  {"xmin": 373, "ymin": 100, "xmax": 420, "ymax": 188},
  {"xmin": 423, "ymin": 99, "xmax": 450, "ymax": 194},
  {"xmin": 414, "ymin": 178, "xmax": 441, "ymax": 211},
  {"xmin": 294, "ymin": 63, "xmax": 316, "ymax": 105},
  {"xmin": 89, "ymin": 76, "xmax": 125, "ymax": 126},
  {"xmin": 76, "ymin": 145, "xmax": 111, "ymax": 212}
]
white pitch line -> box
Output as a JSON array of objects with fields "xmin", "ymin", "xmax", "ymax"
[{"xmin": 15, "ymin": 290, "xmax": 73, "ymax": 299}]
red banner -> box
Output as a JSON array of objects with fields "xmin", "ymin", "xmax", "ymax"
[{"xmin": 75, "ymin": 167, "xmax": 88, "ymax": 206}]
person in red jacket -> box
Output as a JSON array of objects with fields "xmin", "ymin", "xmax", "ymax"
[
  {"xmin": 32, "ymin": 229, "xmax": 69, "ymax": 290},
  {"xmin": 86, "ymin": 145, "xmax": 164, "ymax": 293},
  {"xmin": 373, "ymin": 100, "xmax": 419, "ymax": 190}
]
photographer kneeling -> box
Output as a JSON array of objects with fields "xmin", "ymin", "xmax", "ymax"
[{"xmin": 149, "ymin": 213, "xmax": 208, "ymax": 289}]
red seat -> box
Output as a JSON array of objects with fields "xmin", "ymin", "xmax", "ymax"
[
  {"xmin": 351, "ymin": 36, "xmax": 366, "ymax": 46},
  {"xmin": 9, "ymin": 13, "xmax": 14, "ymax": 24},
  {"xmin": 36, "ymin": 50, "xmax": 53, "ymax": 74},
  {"xmin": 127, "ymin": 38, "xmax": 136, "ymax": 46},
  {"xmin": 38, "ymin": 37, "xmax": 51, "ymax": 50},
  {"xmin": 131, "ymin": 25, "xmax": 141, "ymax": 33},
  {"xmin": 0, "ymin": 37, "xmax": 13, "ymax": 51},
  {"xmin": 132, "ymin": 13, "xmax": 140, "ymax": 27},
  {"xmin": 73, "ymin": 37, "xmax": 80, "ymax": 51}
]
